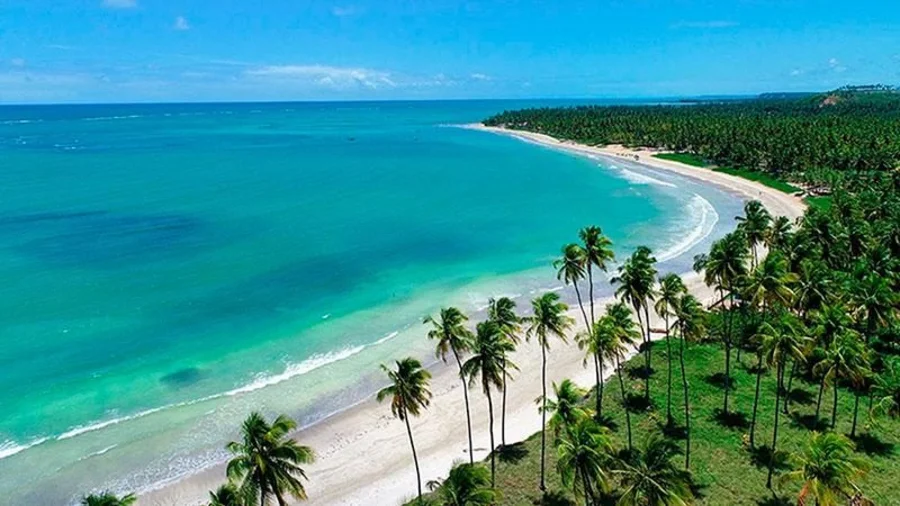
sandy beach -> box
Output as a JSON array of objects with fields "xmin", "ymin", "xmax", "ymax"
[{"xmin": 140, "ymin": 125, "xmax": 807, "ymax": 506}]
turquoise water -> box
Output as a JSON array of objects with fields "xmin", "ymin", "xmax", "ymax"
[{"xmin": 0, "ymin": 101, "xmax": 743, "ymax": 504}]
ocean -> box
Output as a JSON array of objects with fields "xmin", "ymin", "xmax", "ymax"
[{"xmin": 0, "ymin": 100, "xmax": 744, "ymax": 504}]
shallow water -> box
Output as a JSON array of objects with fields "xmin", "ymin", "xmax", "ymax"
[{"xmin": 0, "ymin": 100, "xmax": 744, "ymax": 503}]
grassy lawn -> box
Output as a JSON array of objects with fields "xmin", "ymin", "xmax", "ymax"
[
  {"xmin": 804, "ymin": 195, "xmax": 833, "ymax": 211},
  {"xmin": 417, "ymin": 341, "xmax": 899, "ymax": 505},
  {"xmin": 653, "ymin": 152, "xmax": 709, "ymax": 167}
]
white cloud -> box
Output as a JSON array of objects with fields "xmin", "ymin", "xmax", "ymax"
[
  {"xmin": 789, "ymin": 68, "xmax": 804, "ymax": 76},
  {"xmin": 671, "ymin": 21, "xmax": 738, "ymax": 29},
  {"xmin": 245, "ymin": 65, "xmax": 396, "ymax": 89},
  {"xmin": 470, "ymin": 73, "xmax": 491, "ymax": 81},
  {"xmin": 102, "ymin": 0, "xmax": 137, "ymax": 8},
  {"xmin": 174, "ymin": 16, "xmax": 190, "ymax": 31},
  {"xmin": 10, "ymin": 58, "xmax": 26, "ymax": 68},
  {"xmin": 828, "ymin": 58, "xmax": 847, "ymax": 73},
  {"xmin": 332, "ymin": 6, "xmax": 361, "ymax": 17}
]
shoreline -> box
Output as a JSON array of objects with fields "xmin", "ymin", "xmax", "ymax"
[{"xmin": 140, "ymin": 125, "xmax": 806, "ymax": 506}]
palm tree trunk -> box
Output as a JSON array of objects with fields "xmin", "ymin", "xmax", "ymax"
[
  {"xmin": 723, "ymin": 338, "xmax": 732, "ymax": 415},
  {"xmin": 616, "ymin": 354, "xmax": 633, "ymax": 451},
  {"xmin": 260, "ymin": 486, "xmax": 266, "ymax": 506},
  {"xmin": 453, "ymin": 347, "xmax": 475, "ymax": 464},
  {"xmin": 766, "ymin": 361, "xmax": 784, "ymax": 489},
  {"xmin": 486, "ymin": 386, "xmax": 496, "ymax": 488},
  {"xmin": 582, "ymin": 470, "xmax": 593, "ymax": 506},
  {"xmin": 679, "ymin": 324, "xmax": 691, "ymax": 469},
  {"xmin": 815, "ymin": 378, "xmax": 825, "ymax": 421},
  {"xmin": 644, "ymin": 303, "xmax": 653, "ymax": 402},
  {"xmin": 501, "ymin": 354, "xmax": 507, "ymax": 448},
  {"xmin": 750, "ymin": 351, "xmax": 764, "ymax": 448},
  {"xmin": 783, "ymin": 360, "xmax": 797, "ymax": 414},
  {"xmin": 587, "ymin": 264, "xmax": 595, "ymax": 325},
  {"xmin": 594, "ymin": 352, "xmax": 602, "ymax": 418},
  {"xmin": 665, "ymin": 313, "xmax": 673, "ymax": 425},
  {"xmin": 851, "ymin": 392, "xmax": 861, "ymax": 437},
  {"xmin": 404, "ymin": 410, "xmax": 423, "ymax": 500},
  {"xmin": 831, "ymin": 384, "xmax": 839, "ymax": 429},
  {"xmin": 540, "ymin": 344, "xmax": 548, "ymax": 492},
  {"xmin": 573, "ymin": 282, "xmax": 591, "ymax": 333}
]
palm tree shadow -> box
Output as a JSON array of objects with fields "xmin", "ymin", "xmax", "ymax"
[
  {"xmin": 748, "ymin": 444, "xmax": 790, "ymax": 471},
  {"xmin": 660, "ymin": 420, "xmax": 688, "ymax": 440},
  {"xmin": 534, "ymin": 490, "xmax": 576, "ymax": 506},
  {"xmin": 756, "ymin": 495, "xmax": 792, "ymax": 506},
  {"xmin": 689, "ymin": 475, "xmax": 709, "ymax": 500},
  {"xmin": 786, "ymin": 388, "xmax": 815, "ymax": 406},
  {"xmin": 705, "ymin": 372, "xmax": 735, "ymax": 391},
  {"xmin": 626, "ymin": 364, "xmax": 653, "ymax": 380},
  {"xmin": 712, "ymin": 409, "xmax": 750, "ymax": 430},
  {"xmin": 625, "ymin": 393, "xmax": 653, "ymax": 413},
  {"xmin": 594, "ymin": 413, "xmax": 619, "ymax": 431},
  {"xmin": 790, "ymin": 412, "xmax": 828, "ymax": 431},
  {"xmin": 497, "ymin": 442, "xmax": 529, "ymax": 463},
  {"xmin": 850, "ymin": 432, "xmax": 896, "ymax": 457}
]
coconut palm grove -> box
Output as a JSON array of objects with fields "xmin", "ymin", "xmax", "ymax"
[{"xmin": 83, "ymin": 89, "xmax": 900, "ymax": 505}]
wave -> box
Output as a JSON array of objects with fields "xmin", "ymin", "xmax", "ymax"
[
  {"xmin": 616, "ymin": 168, "xmax": 679, "ymax": 188},
  {"xmin": 223, "ymin": 345, "xmax": 366, "ymax": 397},
  {"xmin": 0, "ymin": 437, "xmax": 49, "ymax": 460},
  {"xmin": 0, "ymin": 119, "xmax": 42, "ymax": 125},
  {"xmin": 82, "ymin": 115, "xmax": 144, "ymax": 122},
  {"xmin": 656, "ymin": 194, "xmax": 719, "ymax": 263},
  {"xmin": 373, "ymin": 331, "xmax": 400, "ymax": 346},
  {"xmin": 76, "ymin": 444, "xmax": 118, "ymax": 462}
]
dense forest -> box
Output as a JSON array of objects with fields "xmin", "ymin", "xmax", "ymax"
[{"xmin": 483, "ymin": 87, "xmax": 900, "ymax": 177}]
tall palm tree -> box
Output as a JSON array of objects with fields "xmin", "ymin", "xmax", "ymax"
[
  {"xmin": 765, "ymin": 215, "xmax": 793, "ymax": 250},
  {"xmin": 556, "ymin": 418, "xmax": 615, "ymax": 506},
  {"xmin": 654, "ymin": 273, "xmax": 687, "ymax": 425},
  {"xmin": 674, "ymin": 294, "xmax": 706, "ymax": 468},
  {"xmin": 759, "ymin": 316, "xmax": 809, "ymax": 489},
  {"xmin": 462, "ymin": 321, "xmax": 516, "ymax": 487},
  {"xmin": 542, "ymin": 379, "xmax": 591, "ymax": 436},
  {"xmin": 614, "ymin": 433, "xmax": 694, "ymax": 506},
  {"xmin": 736, "ymin": 199, "xmax": 772, "ymax": 269},
  {"xmin": 781, "ymin": 432, "xmax": 870, "ymax": 506},
  {"xmin": 579, "ymin": 225, "xmax": 616, "ymax": 324},
  {"xmin": 613, "ymin": 247, "xmax": 658, "ymax": 402},
  {"xmin": 427, "ymin": 462, "xmax": 499, "ymax": 506},
  {"xmin": 208, "ymin": 484, "xmax": 242, "ymax": 506},
  {"xmin": 695, "ymin": 231, "xmax": 749, "ymax": 415},
  {"xmin": 578, "ymin": 318, "xmax": 611, "ymax": 419},
  {"xmin": 377, "ymin": 358, "xmax": 433, "ymax": 501},
  {"xmin": 813, "ymin": 332, "xmax": 869, "ymax": 429},
  {"xmin": 606, "ymin": 302, "xmax": 642, "ymax": 451},
  {"xmin": 525, "ymin": 292, "xmax": 574, "ymax": 493},
  {"xmin": 426, "ymin": 307, "xmax": 476, "ymax": 463},
  {"xmin": 851, "ymin": 273, "xmax": 897, "ymax": 343},
  {"xmin": 555, "ymin": 243, "xmax": 591, "ymax": 330},
  {"xmin": 488, "ymin": 296, "xmax": 522, "ymax": 448},
  {"xmin": 81, "ymin": 492, "xmax": 137, "ymax": 506},
  {"xmin": 226, "ymin": 412, "xmax": 315, "ymax": 506}
]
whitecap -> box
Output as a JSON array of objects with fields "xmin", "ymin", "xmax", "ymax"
[
  {"xmin": 656, "ymin": 194, "xmax": 719, "ymax": 263},
  {"xmin": 0, "ymin": 437, "xmax": 49, "ymax": 460},
  {"xmin": 616, "ymin": 168, "xmax": 679, "ymax": 188},
  {"xmin": 224, "ymin": 346, "xmax": 366, "ymax": 397},
  {"xmin": 373, "ymin": 331, "xmax": 399, "ymax": 346},
  {"xmin": 76, "ymin": 444, "xmax": 118, "ymax": 462}
]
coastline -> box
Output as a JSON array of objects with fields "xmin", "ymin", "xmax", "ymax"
[{"xmin": 140, "ymin": 124, "xmax": 806, "ymax": 506}]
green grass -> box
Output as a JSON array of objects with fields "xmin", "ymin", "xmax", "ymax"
[
  {"xmin": 804, "ymin": 195, "xmax": 833, "ymax": 211},
  {"xmin": 710, "ymin": 167, "xmax": 802, "ymax": 194},
  {"xmin": 415, "ymin": 341, "xmax": 900, "ymax": 505},
  {"xmin": 653, "ymin": 152, "xmax": 709, "ymax": 167}
]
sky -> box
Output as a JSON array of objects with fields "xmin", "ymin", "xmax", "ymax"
[{"xmin": 1, "ymin": 0, "xmax": 899, "ymax": 104}]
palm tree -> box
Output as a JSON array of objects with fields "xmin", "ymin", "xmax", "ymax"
[
  {"xmin": 226, "ymin": 412, "xmax": 315, "ymax": 506},
  {"xmin": 542, "ymin": 379, "xmax": 592, "ymax": 436},
  {"xmin": 426, "ymin": 307, "xmax": 476, "ymax": 463},
  {"xmin": 765, "ymin": 215, "xmax": 793, "ymax": 250},
  {"xmin": 427, "ymin": 462, "xmax": 499, "ymax": 506},
  {"xmin": 813, "ymin": 332, "xmax": 869, "ymax": 429},
  {"xmin": 781, "ymin": 432, "xmax": 870, "ymax": 506},
  {"xmin": 81, "ymin": 492, "xmax": 137, "ymax": 506},
  {"xmin": 851, "ymin": 273, "xmax": 897, "ymax": 343},
  {"xmin": 674, "ymin": 294, "xmax": 706, "ymax": 468},
  {"xmin": 556, "ymin": 418, "xmax": 615, "ymax": 506},
  {"xmin": 555, "ymin": 243, "xmax": 590, "ymax": 329},
  {"xmin": 654, "ymin": 273, "xmax": 687, "ymax": 425},
  {"xmin": 578, "ymin": 318, "xmax": 611, "ymax": 420},
  {"xmin": 873, "ymin": 356, "xmax": 900, "ymax": 419},
  {"xmin": 612, "ymin": 247, "xmax": 658, "ymax": 403},
  {"xmin": 525, "ymin": 292, "xmax": 574, "ymax": 492},
  {"xmin": 462, "ymin": 321, "xmax": 516, "ymax": 487},
  {"xmin": 606, "ymin": 302, "xmax": 642, "ymax": 451},
  {"xmin": 579, "ymin": 225, "xmax": 616, "ymax": 324},
  {"xmin": 736, "ymin": 199, "xmax": 772, "ymax": 268},
  {"xmin": 488, "ymin": 296, "xmax": 522, "ymax": 448},
  {"xmin": 377, "ymin": 358, "xmax": 433, "ymax": 501},
  {"xmin": 208, "ymin": 484, "xmax": 242, "ymax": 506},
  {"xmin": 695, "ymin": 231, "xmax": 749, "ymax": 415},
  {"xmin": 759, "ymin": 316, "xmax": 809, "ymax": 489},
  {"xmin": 614, "ymin": 433, "xmax": 694, "ymax": 506}
]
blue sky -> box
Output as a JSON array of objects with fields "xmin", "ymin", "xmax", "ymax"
[{"xmin": 1, "ymin": 0, "xmax": 898, "ymax": 103}]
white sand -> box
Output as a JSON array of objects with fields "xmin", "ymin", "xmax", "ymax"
[{"xmin": 140, "ymin": 125, "xmax": 806, "ymax": 506}]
